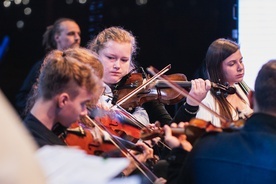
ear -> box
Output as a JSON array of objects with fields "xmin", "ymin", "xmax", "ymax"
[
  {"xmin": 248, "ymin": 90, "xmax": 254, "ymax": 109},
  {"xmin": 54, "ymin": 34, "xmax": 59, "ymax": 43},
  {"xmin": 57, "ymin": 93, "xmax": 69, "ymax": 108}
]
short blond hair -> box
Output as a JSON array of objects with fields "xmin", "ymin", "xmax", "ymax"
[{"xmin": 37, "ymin": 48, "xmax": 101, "ymax": 100}]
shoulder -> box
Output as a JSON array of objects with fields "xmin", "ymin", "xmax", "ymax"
[
  {"xmin": 192, "ymin": 131, "xmax": 240, "ymax": 154},
  {"xmin": 23, "ymin": 113, "xmax": 39, "ymax": 128}
]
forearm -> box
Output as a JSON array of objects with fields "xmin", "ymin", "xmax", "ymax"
[
  {"xmin": 143, "ymin": 100, "xmax": 172, "ymax": 126},
  {"xmin": 171, "ymin": 101, "xmax": 199, "ymax": 124}
]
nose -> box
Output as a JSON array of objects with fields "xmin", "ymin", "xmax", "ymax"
[
  {"xmin": 113, "ymin": 59, "xmax": 120, "ymax": 69},
  {"xmin": 237, "ymin": 62, "xmax": 243, "ymax": 72},
  {"xmin": 75, "ymin": 33, "xmax": 80, "ymax": 42},
  {"xmin": 80, "ymin": 107, "xmax": 88, "ymax": 117}
]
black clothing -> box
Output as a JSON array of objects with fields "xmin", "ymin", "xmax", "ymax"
[
  {"xmin": 142, "ymin": 100, "xmax": 172, "ymax": 126},
  {"xmin": 171, "ymin": 101, "xmax": 199, "ymax": 123},
  {"xmin": 150, "ymin": 101, "xmax": 199, "ymax": 177},
  {"xmin": 166, "ymin": 147, "xmax": 188, "ymax": 184},
  {"xmin": 167, "ymin": 113, "xmax": 276, "ymax": 184},
  {"xmin": 16, "ymin": 59, "xmax": 43, "ymax": 117},
  {"xmin": 143, "ymin": 99, "xmax": 199, "ymax": 126},
  {"xmin": 23, "ymin": 113, "xmax": 66, "ymax": 148}
]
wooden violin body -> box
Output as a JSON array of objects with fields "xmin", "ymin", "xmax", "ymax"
[
  {"xmin": 63, "ymin": 122, "xmax": 118, "ymax": 156},
  {"xmin": 112, "ymin": 73, "xmax": 188, "ymax": 111}
]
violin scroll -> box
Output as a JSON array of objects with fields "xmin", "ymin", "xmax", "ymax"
[{"xmin": 212, "ymin": 82, "xmax": 236, "ymax": 96}]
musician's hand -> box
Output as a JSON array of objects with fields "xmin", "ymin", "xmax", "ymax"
[
  {"xmin": 134, "ymin": 141, "xmax": 154, "ymax": 162},
  {"xmin": 96, "ymin": 94, "xmax": 113, "ymax": 110},
  {"xmin": 205, "ymin": 123, "xmax": 223, "ymax": 132},
  {"xmin": 164, "ymin": 122, "xmax": 192, "ymax": 152},
  {"xmin": 122, "ymin": 141, "xmax": 154, "ymax": 176},
  {"xmin": 154, "ymin": 177, "xmax": 167, "ymax": 184},
  {"xmin": 187, "ymin": 79, "xmax": 211, "ymax": 106}
]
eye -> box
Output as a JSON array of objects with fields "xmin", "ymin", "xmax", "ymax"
[
  {"xmin": 67, "ymin": 32, "xmax": 75, "ymax": 36},
  {"xmin": 121, "ymin": 58, "xmax": 129, "ymax": 62},
  {"xmin": 107, "ymin": 56, "xmax": 115, "ymax": 60},
  {"xmin": 228, "ymin": 61, "xmax": 235, "ymax": 66}
]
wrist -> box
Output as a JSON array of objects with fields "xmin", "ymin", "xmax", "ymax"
[{"xmin": 183, "ymin": 102, "xmax": 199, "ymax": 114}]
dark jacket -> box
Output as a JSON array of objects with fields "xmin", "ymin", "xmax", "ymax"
[
  {"xmin": 16, "ymin": 59, "xmax": 43, "ymax": 118},
  {"xmin": 168, "ymin": 113, "xmax": 276, "ymax": 184}
]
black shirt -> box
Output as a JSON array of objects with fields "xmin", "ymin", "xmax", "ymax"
[{"xmin": 23, "ymin": 113, "xmax": 66, "ymax": 148}]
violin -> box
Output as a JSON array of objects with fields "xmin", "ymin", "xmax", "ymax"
[
  {"xmin": 84, "ymin": 115, "xmax": 159, "ymax": 183},
  {"xmin": 112, "ymin": 71, "xmax": 236, "ymax": 111},
  {"xmin": 63, "ymin": 122, "xmax": 142, "ymax": 156},
  {"xmin": 112, "ymin": 73, "xmax": 188, "ymax": 111},
  {"xmin": 141, "ymin": 118, "xmax": 210, "ymax": 145},
  {"xmin": 141, "ymin": 117, "xmax": 245, "ymax": 145},
  {"xmin": 147, "ymin": 65, "xmax": 245, "ymax": 129},
  {"xmin": 63, "ymin": 122, "xmax": 114, "ymax": 155},
  {"xmin": 238, "ymin": 80, "xmax": 251, "ymax": 95},
  {"xmin": 88, "ymin": 107, "xmax": 143, "ymax": 141}
]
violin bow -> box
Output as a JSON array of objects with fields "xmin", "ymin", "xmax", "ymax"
[
  {"xmin": 84, "ymin": 115, "xmax": 158, "ymax": 183},
  {"xmin": 146, "ymin": 66, "xmax": 239, "ymax": 129},
  {"xmin": 111, "ymin": 64, "xmax": 171, "ymax": 109},
  {"xmin": 114, "ymin": 105, "xmax": 172, "ymax": 150}
]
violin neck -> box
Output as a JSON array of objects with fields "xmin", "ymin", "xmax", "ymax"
[
  {"xmin": 155, "ymin": 80, "xmax": 191, "ymax": 88},
  {"xmin": 238, "ymin": 81, "xmax": 251, "ymax": 95}
]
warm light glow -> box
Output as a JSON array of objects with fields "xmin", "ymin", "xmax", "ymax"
[{"xmin": 239, "ymin": 1, "xmax": 276, "ymax": 89}]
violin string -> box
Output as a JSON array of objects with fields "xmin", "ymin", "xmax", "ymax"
[
  {"xmin": 115, "ymin": 105, "xmax": 173, "ymax": 150},
  {"xmin": 147, "ymin": 66, "xmax": 232, "ymax": 128}
]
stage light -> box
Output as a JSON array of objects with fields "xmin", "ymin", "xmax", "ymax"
[
  {"xmin": 14, "ymin": 0, "xmax": 22, "ymax": 5},
  {"xmin": 22, "ymin": 0, "xmax": 30, "ymax": 5},
  {"xmin": 16, "ymin": 20, "xmax": 24, "ymax": 29},
  {"xmin": 78, "ymin": 0, "xmax": 87, "ymax": 4},
  {"xmin": 24, "ymin": 7, "xmax": 31, "ymax": 15},
  {"xmin": 136, "ymin": 0, "xmax": 148, "ymax": 6},
  {"xmin": 66, "ymin": 0, "xmax": 73, "ymax": 4},
  {"xmin": 3, "ymin": 0, "xmax": 11, "ymax": 8}
]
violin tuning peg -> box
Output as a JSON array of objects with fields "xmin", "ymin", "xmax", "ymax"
[
  {"xmin": 223, "ymin": 92, "xmax": 228, "ymax": 98},
  {"xmin": 216, "ymin": 89, "xmax": 221, "ymax": 96},
  {"xmin": 224, "ymin": 82, "xmax": 229, "ymax": 87}
]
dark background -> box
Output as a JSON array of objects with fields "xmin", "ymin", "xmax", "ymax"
[{"xmin": 0, "ymin": 0, "xmax": 237, "ymax": 116}]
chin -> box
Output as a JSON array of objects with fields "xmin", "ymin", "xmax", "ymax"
[
  {"xmin": 237, "ymin": 78, "xmax": 243, "ymax": 82},
  {"xmin": 105, "ymin": 79, "xmax": 120, "ymax": 85},
  {"xmin": 111, "ymin": 77, "xmax": 122, "ymax": 84}
]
